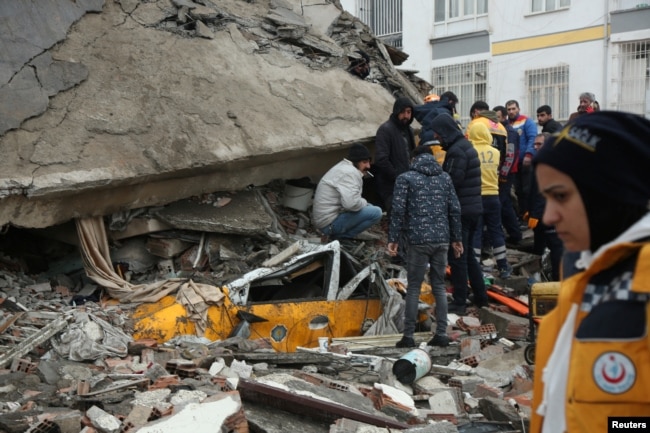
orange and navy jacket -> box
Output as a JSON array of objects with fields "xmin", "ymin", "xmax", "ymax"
[
  {"xmin": 531, "ymin": 242, "xmax": 650, "ymax": 433},
  {"xmin": 509, "ymin": 114, "xmax": 537, "ymax": 163}
]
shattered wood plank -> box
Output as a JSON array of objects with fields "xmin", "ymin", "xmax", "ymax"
[
  {"xmin": 0, "ymin": 312, "xmax": 23, "ymax": 333},
  {"xmin": 0, "ymin": 313, "xmax": 70, "ymax": 368},
  {"xmin": 238, "ymin": 379, "xmax": 410, "ymax": 429}
]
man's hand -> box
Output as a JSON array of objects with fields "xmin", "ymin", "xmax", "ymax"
[
  {"xmin": 451, "ymin": 241, "xmax": 463, "ymax": 258},
  {"xmin": 523, "ymin": 154, "xmax": 532, "ymax": 167},
  {"xmin": 387, "ymin": 242, "xmax": 398, "ymax": 257}
]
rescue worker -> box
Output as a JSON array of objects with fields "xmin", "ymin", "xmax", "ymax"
[
  {"xmin": 412, "ymin": 91, "xmax": 459, "ymax": 165},
  {"xmin": 531, "ymin": 111, "xmax": 650, "ymax": 433}
]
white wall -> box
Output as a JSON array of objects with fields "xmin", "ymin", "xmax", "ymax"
[
  {"xmin": 339, "ymin": 0, "xmax": 354, "ymax": 14},
  {"xmin": 488, "ymin": 40, "xmax": 605, "ymax": 115},
  {"xmin": 401, "ymin": 0, "xmax": 435, "ymax": 81},
  {"xmin": 490, "ymin": 1, "xmax": 607, "ymax": 42}
]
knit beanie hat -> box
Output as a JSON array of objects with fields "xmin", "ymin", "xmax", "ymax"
[
  {"xmin": 347, "ymin": 143, "xmax": 371, "ymax": 163},
  {"xmin": 534, "ymin": 111, "xmax": 650, "ymax": 209}
]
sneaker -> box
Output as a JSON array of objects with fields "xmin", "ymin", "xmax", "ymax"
[
  {"xmin": 428, "ymin": 334, "xmax": 450, "ymax": 347},
  {"xmin": 395, "ymin": 336, "xmax": 416, "ymax": 348},
  {"xmin": 447, "ymin": 303, "xmax": 466, "ymax": 315},
  {"xmin": 499, "ymin": 264, "xmax": 513, "ymax": 279}
]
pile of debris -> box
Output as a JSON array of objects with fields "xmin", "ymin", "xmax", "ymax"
[
  {"xmin": 0, "ymin": 303, "xmax": 534, "ymax": 432},
  {"xmin": 0, "ymin": 180, "xmax": 547, "ymax": 432}
]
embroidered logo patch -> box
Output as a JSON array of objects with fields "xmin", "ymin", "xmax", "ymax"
[{"xmin": 593, "ymin": 352, "xmax": 636, "ymax": 394}]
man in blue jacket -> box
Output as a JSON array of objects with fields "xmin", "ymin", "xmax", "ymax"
[
  {"xmin": 388, "ymin": 147, "xmax": 462, "ymax": 348},
  {"xmin": 506, "ymin": 100, "xmax": 538, "ymax": 220}
]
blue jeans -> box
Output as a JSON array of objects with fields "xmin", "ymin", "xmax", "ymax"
[
  {"xmin": 320, "ymin": 205, "xmax": 382, "ymax": 239},
  {"xmin": 448, "ymin": 214, "xmax": 487, "ymax": 307},
  {"xmin": 474, "ymin": 195, "xmax": 508, "ymax": 270},
  {"xmin": 404, "ymin": 243, "xmax": 449, "ymax": 338}
]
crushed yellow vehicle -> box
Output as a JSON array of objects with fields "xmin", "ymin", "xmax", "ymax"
[{"xmin": 133, "ymin": 241, "xmax": 434, "ymax": 352}]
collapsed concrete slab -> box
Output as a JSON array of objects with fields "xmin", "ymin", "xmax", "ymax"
[{"xmin": 0, "ymin": 0, "xmax": 423, "ymax": 229}]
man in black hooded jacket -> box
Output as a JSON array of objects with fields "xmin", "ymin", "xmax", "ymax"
[
  {"xmin": 430, "ymin": 113, "xmax": 488, "ymax": 314},
  {"xmin": 373, "ymin": 96, "xmax": 416, "ymax": 213}
]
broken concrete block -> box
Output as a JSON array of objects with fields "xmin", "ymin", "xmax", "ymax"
[
  {"xmin": 60, "ymin": 364, "xmax": 93, "ymax": 382},
  {"xmin": 427, "ymin": 390, "xmax": 461, "ymax": 416},
  {"xmin": 132, "ymin": 388, "xmax": 172, "ymax": 408},
  {"xmin": 252, "ymin": 362, "xmax": 269, "ymax": 372},
  {"xmin": 208, "ymin": 358, "xmax": 226, "ymax": 376},
  {"xmin": 53, "ymin": 411, "xmax": 83, "ymax": 433},
  {"xmin": 123, "ymin": 405, "xmax": 154, "ymax": 431},
  {"xmin": 463, "ymin": 393, "xmax": 480, "ymax": 412},
  {"xmin": 229, "ymin": 359, "xmax": 252, "ymax": 379},
  {"xmin": 509, "ymin": 374, "xmax": 534, "ymax": 395},
  {"xmin": 473, "ymin": 383, "xmax": 504, "ymax": 399},
  {"xmin": 145, "ymin": 237, "xmax": 192, "ymax": 259},
  {"xmin": 477, "ymin": 308, "xmax": 529, "ymax": 341},
  {"xmin": 373, "ymin": 383, "xmax": 417, "ymax": 415},
  {"xmin": 137, "ymin": 392, "xmax": 244, "ymax": 433},
  {"xmin": 430, "ymin": 361, "xmax": 473, "ymax": 377},
  {"xmin": 149, "ymin": 375, "xmax": 180, "ymax": 391},
  {"xmin": 144, "ymin": 363, "xmax": 170, "ymax": 383},
  {"xmin": 459, "ymin": 337, "xmax": 481, "ymax": 359},
  {"xmin": 170, "ymin": 389, "xmax": 207, "ymax": 408},
  {"xmin": 10, "ymin": 358, "xmax": 37, "ymax": 373},
  {"xmin": 86, "ymin": 406, "xmax": 121, "ymax": 433},
  {"xmin": 448, "ymin": 376, "xmax": 485, "ymax": 394},
  {"xmin": 477, "ymin": 344, "xmax": 504, "ymax": 362},
  {"xmin": 478, "ymin": 396, "xmax": 522, "ymax": 425},
  {"xmin": 413, "ymin": 375, "xmax": 447, "ymax": 395}
]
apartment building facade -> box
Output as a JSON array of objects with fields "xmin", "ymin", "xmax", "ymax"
[{"xmin": 340, "ymin": 0, "xmax": 650, "ymax": 125}]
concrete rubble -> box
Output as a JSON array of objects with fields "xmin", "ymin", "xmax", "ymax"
[
  {"xmin": 0, "ymin": 0, "xmax": 428, "ymax": 229},
  {"xmin": 0, "ymin": 180, "xmax": 544, "ymax": 432}
]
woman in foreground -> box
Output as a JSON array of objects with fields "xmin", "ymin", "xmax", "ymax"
[{"xmin": 530, "ymin": 111, "xmax": 650, "ymax": 433}]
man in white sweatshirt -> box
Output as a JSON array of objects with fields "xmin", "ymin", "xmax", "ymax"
[{"xmin": 312, "ymin": 143, "xmax": 382, "ymax": 240}]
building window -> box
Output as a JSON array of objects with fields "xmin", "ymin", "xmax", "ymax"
[
  {"xmin": 526, "ymin": 66, "xmax": 570, "ymax": 121},
  {"xmin": 615, "ymin": 0, "xmax": 650, "ymax": 10},
  {"xmin": 431, "ymin": 60, "xmax": 488, "ymax": 127},
  {"xmin": 435, "ymin": 0, "xmax": 488, "ymax": 22},
  {"xmin": 614, "ymin": 41, "xmax": 650, "ymax": 116},
  {"xmin": 531, "ymin": 0, "xmax": 570, "ymax": 13},
  {"xmin": 357, "ymin": 0, "xmax": 403, "ymax": 48}
]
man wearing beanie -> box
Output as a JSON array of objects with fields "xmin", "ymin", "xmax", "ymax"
[
  {"xmin": 530, "ymin": 111, "xmax": 650, "ymax": 433},
  {"xmin": 312, "ymin": 143, "xmax": 382, "ymax": 241}
]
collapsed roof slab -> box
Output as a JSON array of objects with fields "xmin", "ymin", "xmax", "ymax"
[{"xmin": 0, "ymin": 0, "xmax": 402, "ymax": 229}]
